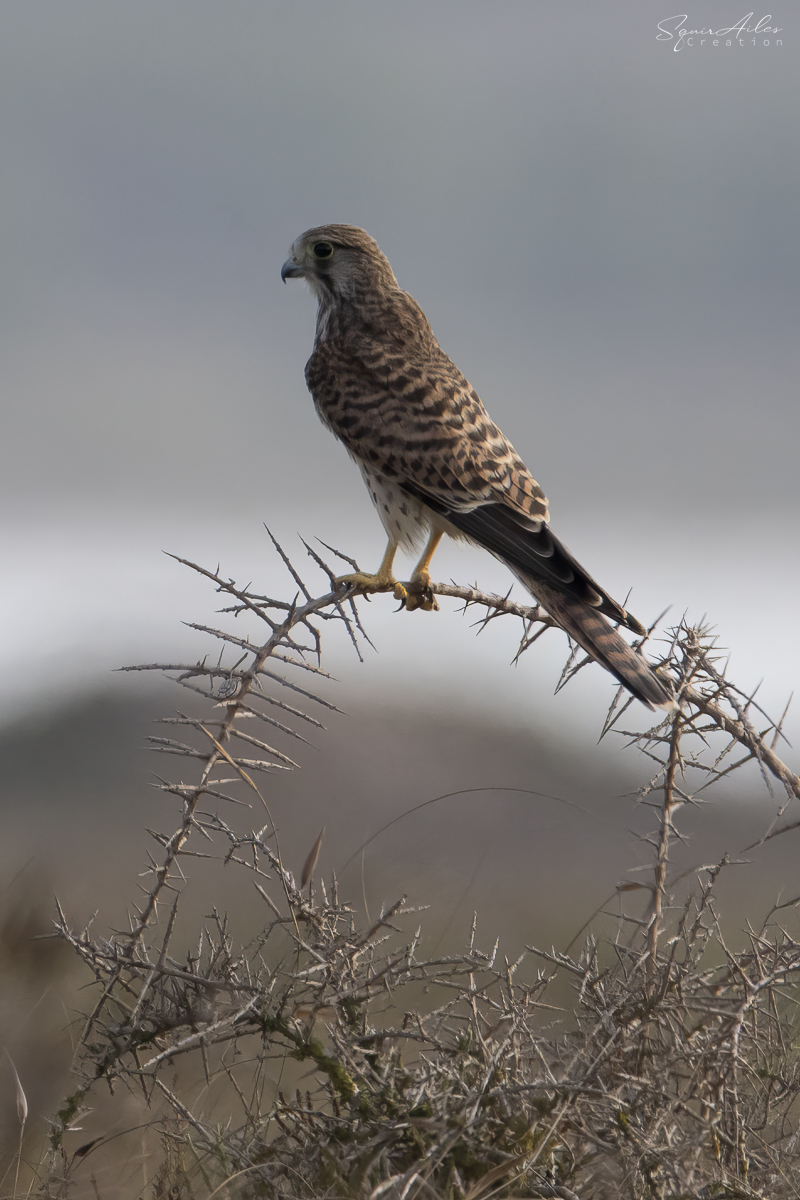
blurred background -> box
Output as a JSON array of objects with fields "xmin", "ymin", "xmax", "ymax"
[{"xmin": 1, "ymin": 0, "xmax": 798, "ymax": 1175}]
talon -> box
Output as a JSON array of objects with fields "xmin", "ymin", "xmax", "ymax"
[
  {"xmin": 414, "ymin": 588, "xmax": 440, "ymax": 612},
  {"xmin": 394, "ymin": 576, "xmax": 439, "ymax": 613},
  {"xmin": 335, "ymin": 570, "xmax": 396, "ymax": 595}
]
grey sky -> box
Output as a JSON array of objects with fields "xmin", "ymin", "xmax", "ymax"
[{"xmin": 1, "ymin": 0, "xmax": 797, "ymax": 726}]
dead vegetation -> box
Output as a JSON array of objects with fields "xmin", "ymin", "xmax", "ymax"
[{"xmin": 8, "ymin": 533, "xmax": 800, "ymax": 1198}]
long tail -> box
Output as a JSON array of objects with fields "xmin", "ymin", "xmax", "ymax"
[
  {"xmin": 518, "ymin": 574, "xmax": 676, "ymax": 712},
  {"xmin": 398, "ymin": 486, "xmax": 675, "ymax": 710}
]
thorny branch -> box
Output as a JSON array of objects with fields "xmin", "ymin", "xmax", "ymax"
[
  {"xmin": 121, "ymin": 540, "xmax": 800, "ymax": 818},
  {"xmin": 45, "ymin": 533, "xmax": 800, "ymax": 1199}
]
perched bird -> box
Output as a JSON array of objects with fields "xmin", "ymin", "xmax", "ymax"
[{"xmin": 282, "ymin": 224, "xmax": 674, "ymax": 712}]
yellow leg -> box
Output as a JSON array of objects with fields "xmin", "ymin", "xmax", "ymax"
[
  {"xmin": 394, "ymin": 530, "xmax": 443, "ymax": 612},
  {"xmin": 336, "ymin": 538, "xmax": 399, "ymax": 595}
]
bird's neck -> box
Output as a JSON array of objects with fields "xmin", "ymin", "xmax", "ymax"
[
  {"xmin": 314, "ymin": 299, "xmax": 339, "ymax": 349},
  {"xmin": 313, "ymin": 286, "xmax": 407, "ymax": 351}
]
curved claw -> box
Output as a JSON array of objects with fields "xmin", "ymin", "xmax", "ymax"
[{"xmin": 393, "ymin": 578, "xmax": 439, "ymax": 612}]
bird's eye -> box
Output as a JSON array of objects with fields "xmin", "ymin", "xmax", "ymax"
[{"xmin": 312, "ymin": 241, "xmax": 334, "ymax": 260}]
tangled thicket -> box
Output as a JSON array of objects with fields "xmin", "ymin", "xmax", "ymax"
[{"xmin": 26, "ymin": 535, "xmax": 800, "ymax": 1198}]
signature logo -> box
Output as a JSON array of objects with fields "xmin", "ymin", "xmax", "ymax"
[{"xmin": 657, "ymin": 13, "xmax": 783, "ymax": 50}]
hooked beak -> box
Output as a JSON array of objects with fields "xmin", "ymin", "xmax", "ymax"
[{"xmin": 281, "ymin": 257, "xmax": 304, "ymax": 283}]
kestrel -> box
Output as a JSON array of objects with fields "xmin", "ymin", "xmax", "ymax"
[{"xmin": 282, "ymin": 225, "xmax": 674, "ymax": 712}]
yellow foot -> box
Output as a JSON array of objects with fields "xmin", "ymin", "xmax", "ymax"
[
  {"xmin": 393, "ymin": 574, "xmax": 439, "ymax": 612},
  {"xmin": 335, "ymin": 570, "xmax": 396, "ymax": 596}
]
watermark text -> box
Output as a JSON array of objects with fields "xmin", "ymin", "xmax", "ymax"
[{"xmin": 657, "ymin": 13, "xmax": 783, "ymax": 50}]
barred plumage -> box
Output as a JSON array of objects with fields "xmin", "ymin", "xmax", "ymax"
[{"xmin": 282, "ymin": 224, "xmax": 674, "ymax": 712}]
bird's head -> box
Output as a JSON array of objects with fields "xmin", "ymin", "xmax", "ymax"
[{"xmin": 281, "ymin": 224, "xmax": 398, "ymax": 305}]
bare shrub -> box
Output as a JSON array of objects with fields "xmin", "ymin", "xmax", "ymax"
[{"xmin": 31, "ymin": 535, "xmax": 800, "ymax": 1198}]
